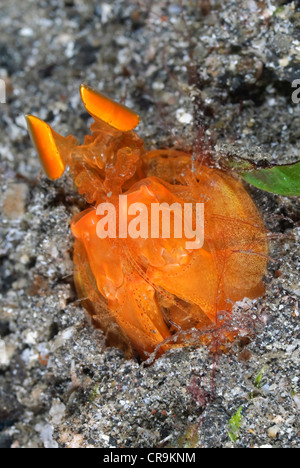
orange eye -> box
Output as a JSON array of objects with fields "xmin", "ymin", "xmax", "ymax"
[
  {"xmin": 26, "ymin": 115, "xmax": 66, "ymax": 180},
  {"xmin": 80, "ymin": 84, "xmax": 140, "ymax": 132}
]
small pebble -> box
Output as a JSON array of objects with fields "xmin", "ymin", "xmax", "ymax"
[
  {"xmin": 268, "ymin": 426, "xmax": 280, "ymax": 439},
  {"xmin": 2, "ymin": 183, "xmax": 29, "ymax": 220}
]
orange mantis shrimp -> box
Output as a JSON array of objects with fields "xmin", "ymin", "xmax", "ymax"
[{"xmin": 26, "ymin": 84, "xmax": 268, "ymax": 360}]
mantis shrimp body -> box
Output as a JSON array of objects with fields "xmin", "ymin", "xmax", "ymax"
[{"xmin": 26, "ymin": 84, "xmax": 268, "ymax": 360}]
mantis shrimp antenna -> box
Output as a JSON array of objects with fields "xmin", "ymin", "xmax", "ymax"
[{"xmin": 25, "ymin": 84, "xmax": 140, "ymax": 180}]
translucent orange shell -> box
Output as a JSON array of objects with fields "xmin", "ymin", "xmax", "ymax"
[{"xmin": 26, "ymin": 85, "xmax": 268, "ymax": 360}]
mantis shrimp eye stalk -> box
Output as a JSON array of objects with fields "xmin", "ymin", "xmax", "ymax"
[
  {"xmin": 79, "ymin": 84, "xmax": 140, "ymax": 131},
  {"xmin": 26, "ymin": 115, "xmax": 69, "ymax": 180},
  {"xmin": 26, "ymin": 84, "xmax": 268, "ymax": 361}
]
